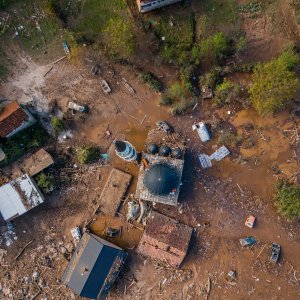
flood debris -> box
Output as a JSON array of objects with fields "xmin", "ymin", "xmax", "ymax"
[
  {"xmin": 239, "ymin": 236, "xmax": 256, "ymax": 247},
  {"xmin": 198, "ymin": 145, "xmax": 230, "ymax": 169},
  {"xmin": 192, "ymin": 122, "xmax": 210, "ymax": 142},
  {"xmin": 67, "ymin": 101, "xmax": 89, "ymax": 113},
  {"xmin": 100, "ymin": 79, "xmax": 111, "ymax": 94},
  {"xmin": 91, "ymin": 64, "xmax": 100, "ymax": 75}
]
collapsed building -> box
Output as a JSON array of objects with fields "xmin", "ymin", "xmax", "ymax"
[
  {"xmin": 62, "ymin": 232, "xmax": 127, "ymax": 300},
  {"xmin": 136, "ymin": 211, "xmax": 192, "ymax": 268}
]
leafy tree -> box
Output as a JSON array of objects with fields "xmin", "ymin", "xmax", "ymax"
[
  {"xmin": 249, "ymin": 50, "xmax": 300, "ymax": 115},
  {"xmin": 36, "ymin": 172, "xmax": 55, "ymax": 194},
  {"xmin": 138, "ymin": 71, "xmax": 163, "ymax": 92},
  {"xmin": 51, "ymin": 116, "xmax": 64, "ymax": 135},
  {"xmin": 102, "ymin": 17, "xmax": 136, "ymax": 58},
  {"xmin": 169, "ymin": 82, "xmax": 190, "ymax": 101},
  {"xmin": 77, "ymin": 146, "xmax": 98, "ymax": 164},
  {"xmin": 274, "ymin": 180, "xmax": 300, "ymax": 220}
]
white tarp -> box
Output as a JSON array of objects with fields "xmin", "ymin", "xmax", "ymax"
[{"xmin": 0, "ymin": 174, "xmax": 44, "ymax": 221}]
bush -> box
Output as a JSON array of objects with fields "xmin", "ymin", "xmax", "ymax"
[
  {"xmin": 214, "ymin": 79, "xmax": 241, "ymax": 106},
  {"xmin": 138, "ymin": 71, "xmax": 163, "ymax": 93},
  {"xmin": 180, "ymin": 65, "xmax": 196, "ymax": 91},
  {"xmin": 77, "ymin": 146, "xmax": 98, "ymax": 164},
  {"xmin": 249, "ymin": 50, "xmax": 300, "ymax": 115},
  {"xmin": 274, "ymin": 180, "xmax": 300, "ymax": 219},
  {"xmin": 51, "ymin": 116, "xmax": 64, "ymax": 135},
  {"xmin": 217, "ymin": 129, "xmax": 243, "ymax": 147},
  {"xmin": 169, "ymin": 82, "xmax": 190, "ymax": 101},
  {"xmin": 36, "ymin": 172, "xmax": 55, "ymax": 194},
  {"xmin": 160, "ymin": 94, "xmax": 173, "ymax": 105},
  {"xmin": 170, "ymin": 98, "xmax": 197, "ymax": 115}
]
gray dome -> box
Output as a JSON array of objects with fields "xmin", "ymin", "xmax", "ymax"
[
  {"xmin": 147, "ymin": 143, "xmax": 159, "ymax": 154},
  {"xmin": 171, "ymin": 147, "xmax": 182, "ymax": 158},
  {"xmin": 144, "ymin": 163, "xmax": 178, "ymax": 195},
  {"xmin": 159, "ymin": 145, "xmax": 171, "ymax": 157}
]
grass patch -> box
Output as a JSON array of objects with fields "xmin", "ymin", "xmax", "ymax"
[
  {"xmin": 274, "ymin": 180, "xmax": 300, "ymax": 220},
  {"xmin": 68, "ymin": 0, "xmax": 128, "ymax": 42},
  {"xmin": 0, "ymin": 123, "xmax": 51, "ymax": 166}
]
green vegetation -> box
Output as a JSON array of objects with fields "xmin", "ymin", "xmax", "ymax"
[
  {"xmin": 77, "ymin": 146, "xmax": 98, "ymax": 164},
  {"xmin": 138, "ymin": 71, "xmax": 163, "ymax": 93},
  {"xmin": 274, "ymin": 180, "xmax": 300, "ymax": 220},
  {"xmin": 214, "ymin": 79, "xmax": 241, "ymax": 106},
  {"xmin": 249, "ymin": 49, "xmax": 300, "ymax": 115},
  {"xmin": 161, "ymin": 82, "xmax": 196, "ymax": 115},
  {"xmin": 36, "ymin": 172, "xmax": 55, "ymax": 194},
  {"xmin": 102, "ymin": 17, "xmax": 136, "ymax": 59},
  {"xmin": 51, "ymin": 116, "xmax": 64, "ymax": 135},
  {"xmin": 217, "ymin": 129, "xmax": 243, "ymax": 148},
  {"xmin": 0, "ymin": 124, "xmax": 51, "ymax": 165},
  {"xmin": 199, "ymin": 66, "xmax": 222, "ymax": 89}
]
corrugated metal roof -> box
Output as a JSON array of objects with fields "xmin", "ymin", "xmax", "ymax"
[
  {"xmin": 0, "ymin": 174, "xmax": 44, "ymax": 221},
  {"xmin": 62, "ymin": 233, "xmax": 127, "ymax": 299}
]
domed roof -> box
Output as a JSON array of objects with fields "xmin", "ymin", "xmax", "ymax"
[
  {"xmin": 147, "ymin": 143, "xmax": 159, "ymax": 154},
  {"xmin": 171, "ymin": 147, "xmax": 182, "ymax": 158},
  {"xmin": 144, "ymin": 163, "xmax": 178, "ymax": 195},
  {"xmin": 159, "ymin": 145, "xmax": 171, "ymax": 157}
]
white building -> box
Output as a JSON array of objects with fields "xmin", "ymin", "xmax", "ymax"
[
  {"xmin": 0, "ymin": 174, "xmax": 44, "ymax": 223},
  {"xmin": 136, "ymin": 0, "xmax": 182, "ymax": 13}
]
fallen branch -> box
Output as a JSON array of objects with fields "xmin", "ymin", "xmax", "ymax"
[
  {"xmin": 256, "ymin": 243, "xmax": 267, "ymax": 260},
  {"xmin": 51, "ymin": 55, "xmax": 66, "ymax": 65},
  {"xmin": 14, "ymin": 240, "xmax": 34, "ymax": 260},
  {"xmin": 140, "ymin": 114, "xmax": 147, "ymax": 125},
  {"xmin": 43, "ymin": 66, "xmax": 53, "ymax": 77}
]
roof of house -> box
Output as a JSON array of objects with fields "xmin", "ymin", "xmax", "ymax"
[
  {"xmin": 19, "ymin": 149, "xmax": 54, "ymax": 176},
  {"xmin": 0, "ymin": 101, "xmax": 29, "ymax": 138},
  {"xmin": 62, "ymin": 233, "xmax": 127, "ymax": 299},
  {"xmin": 136, "ymin": 211, "xmax": 193, "ymax": 267},
  {"xmin": 0, "ymin": 173, "xmax": 44, "ymax": 221}
]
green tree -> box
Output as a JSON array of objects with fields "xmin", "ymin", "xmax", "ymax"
[
  {"xmin": 249, "ymin": 51, "xmax": 300, "ymax": 115},
  {"xmin": 36, "ymin": 172, "xmax": 55, "ymax": 194},
  {"xmin": 274, "ymin": 180, "xmax": 300, "ymax": 220},
  {"xmin": 51, "ymin": 116, "xmax": 64, "ymax": 135},
  {"xmin": 215, "ymin": 79, "xmax": 241, "ymax": 106},
  {"xmin": 103, "ymin": 17, "xmax": 136, "ymax": 58},
  {"xmin": 77, "ymin": 146, "xmax": 98, "ymax": 164}
]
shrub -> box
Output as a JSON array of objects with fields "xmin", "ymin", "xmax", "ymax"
[
  {"xmin": 77, "ymin": 146, "xmax": 98, "ymax": 164},
  {"xmin": 51, "ymin": 116, "xmax": 64, "ymax": 135},
  {"xmin": 169, "ymin": 82, "xmax": 190, "ymax": 101},
  {"xmin": 138, "ymin": 71, "xmax": 163, "ymax": 92},
  {"xmin": 36, "ymin": 172, "xmax": 55, "ymax": 194},
  {"xmin": 217, "ymin": 129, "xmax": 243, "ymax": 147},
  {"xmin": 199, "ymin": 67, "xmax": 222, "ymax": 89},
  {"xmin": 249, "ymin": 50, "xmax": 300, "ymax": 115},
  {"xmin": 160, "ymin": 94, "xmax": 173, "ymax": 105},
  {"xmin": 274, "ymin": 180, "xmax": 300, "ymax": 219},
  {"xmin": 214, "ymin": 79, "xmax": 241, "ymax": 106},
  {"xmin": 170, "ymin": 98, "xmax": 196, "ymax": 115},
  {"xmin": 180, "ymin": 65, "xmax": 196, "ymax": 91}
]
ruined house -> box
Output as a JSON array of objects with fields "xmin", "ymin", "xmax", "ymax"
[
  {"xmin": 62, "ymin": 233, "xmax": 127, "ymax": 300},
  {"xmin": 136, "ymin": 211, "xmax": 192, "ymax": 268},
  {"xmin": 0, "ymin": 173, "xmax": 44, "ymax": 224},
  {"xmin": 136, "ymin": 0, "xmax": 181, "ymax": 13},
  {"xmin": 0, "ymin": 101, "xmax": 36, "ymax": 138}
]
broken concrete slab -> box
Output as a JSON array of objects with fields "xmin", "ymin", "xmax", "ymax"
[{"xmin": 97, "ymin": 168, "xmax": 132, "ymax": 216}]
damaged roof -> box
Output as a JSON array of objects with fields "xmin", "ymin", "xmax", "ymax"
[
  {"xmin": 0, "ymin": 101, "xmax": 29, "ymax": 138},
  {"xmin": 0, "ymin": 173, "xmax": 44, "ymax": 221},
  {"xmin": 62, "ymin": 233, "xmax": 127, "ymax": 300},
  {"xmin": 136, "ymin": 211, "xmax": 193, "ymax": 268}
]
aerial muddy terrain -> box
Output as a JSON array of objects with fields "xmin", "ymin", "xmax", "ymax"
[{"xmin": 0, "ymin": 0, "xmax": 299, "ymax": 299}]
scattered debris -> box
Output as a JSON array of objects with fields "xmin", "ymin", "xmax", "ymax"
[
  {"xmin": 127, "ymin": 200, "xmax": 140, "ymax": 221},
  {"xmin": 198, "ymin": 145, "xmax": 230, "ymax": 169},
  {"xmin": 91, "ymin": 64, "xmax": 100, "ymax": 75},
  {"xmin": 239, "ymin": 236, "xmax": 256, "ymax": 247},
  {"xmin": 70, "ymin": 226, "xmax": 81, "ymax": 244},
  {"xmin": 156, "ymin": 120, "xmax": 173, "ymax": 133},
  {"xmin": 67, "ymin": 101, "xmax": 89, "ymax": 113},
  {"xmin": 245, "ymin": 215, "xmax": 256, "ymax": 228},
  {"xmin": 100, "ymin": 79, "xmax": 111, "ymax": 94}
]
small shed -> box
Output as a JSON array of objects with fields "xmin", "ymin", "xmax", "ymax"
[
  {"xmin": 136, "ymin": 211, "xmax": 192, "ymax": 268},
  {"xmin": 18, "ymin": 148, "xmax": 54, "ymax": 176},
  {"xmin": 0, "ymin": 173, "xmax": 44, "ymax": 222},
  {"xmin": 62, "ymin": 233, "xmax": 127, "ymax": 300}
]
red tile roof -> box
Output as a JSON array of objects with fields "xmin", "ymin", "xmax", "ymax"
[{"xmin": 0, "ymin": 101, "xmax": 28, "ymax": 138}]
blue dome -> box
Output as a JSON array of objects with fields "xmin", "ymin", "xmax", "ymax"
[
  {"xmin": 159, "ymin": 145, "xmax": 171, "ymax": 157},
  {"xmin": 147, "ymin": 143, "xmax": 159, "ymax": 154}
]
